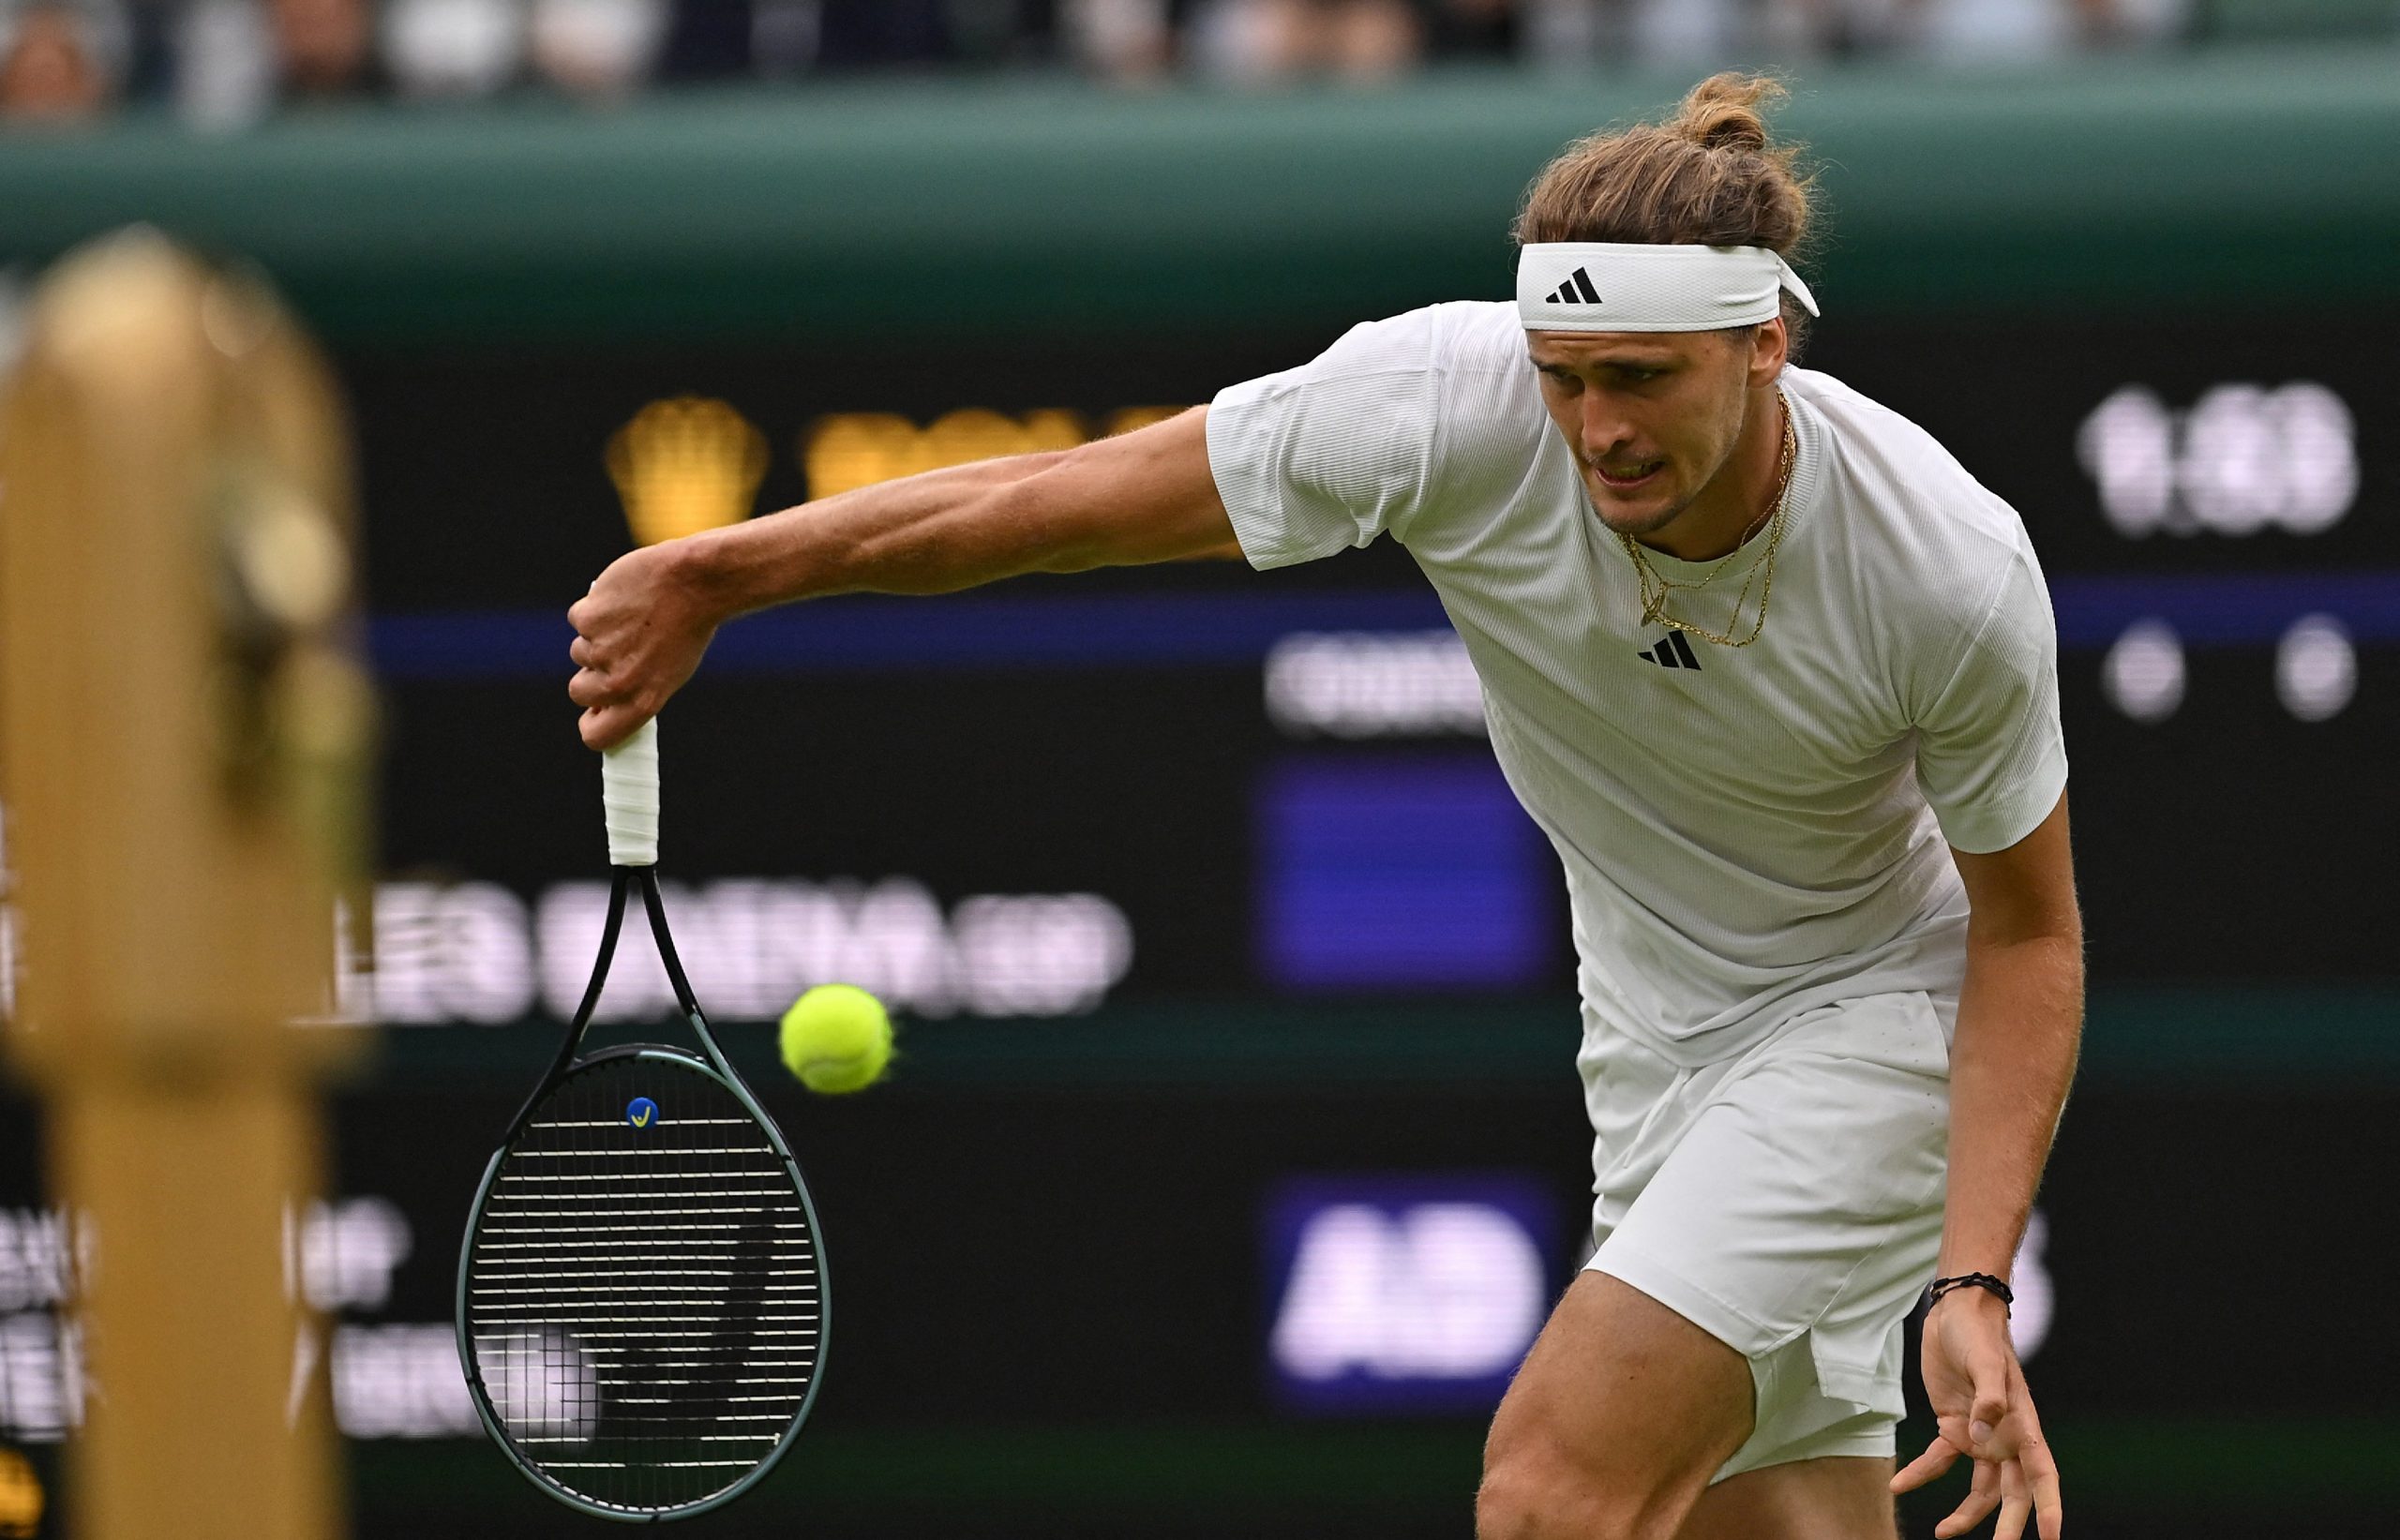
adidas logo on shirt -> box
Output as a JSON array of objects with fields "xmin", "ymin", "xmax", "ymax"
[
  {"xmin": 1544, "ymin": 267, "xmax": 1602, "ymax": 306},
  {"xmin": 1637, "ymin": 632, "xmax": 1703, "ymax": 670}
]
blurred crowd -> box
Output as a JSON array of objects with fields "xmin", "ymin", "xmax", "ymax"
[{"xmin": 0, "ymin": 0, "xmax": 2336, "ymax": 129}]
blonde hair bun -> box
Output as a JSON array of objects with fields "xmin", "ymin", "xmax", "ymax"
[{"xmin": 1671, "ymin": 73, "xmax": 1785, "ymax": 156}]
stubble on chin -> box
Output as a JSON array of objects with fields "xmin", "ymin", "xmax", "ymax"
[{"xmin": 1582, "ymin": 476, "xmax": 1691, "ymax": 538}]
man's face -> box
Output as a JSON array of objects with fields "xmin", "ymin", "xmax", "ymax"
[{"xmin": 1525, "ymin": 325, "xmax": 1770, "ymax": 538}]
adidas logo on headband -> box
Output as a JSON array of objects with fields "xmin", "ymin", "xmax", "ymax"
[{"xmin": 1544, "ymin": 267, "xmax": 1602, "ymax": 306}]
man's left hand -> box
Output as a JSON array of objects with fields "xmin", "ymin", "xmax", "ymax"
[{"xmin": 1893, "ymin": 1287, "xmax": 2062, "ymax": 1540}]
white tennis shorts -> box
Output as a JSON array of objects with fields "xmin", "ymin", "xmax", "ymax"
[{"xmin": 1580, "ymin": 991, "xmax": 1950, "ymax": 1482}]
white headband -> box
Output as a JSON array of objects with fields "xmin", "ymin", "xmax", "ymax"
[{"xmin": 1517, "ymin": 243, "xmax": 1820, "ymax": 333}]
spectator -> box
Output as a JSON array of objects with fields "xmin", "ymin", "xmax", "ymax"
[
  {"xmin": 274, "ymin": 0, "xmax": 375, "ymax": 94},
  {"xmin": 174, "ymin": 0, "xmax": 273, "ymax": 127},
  {"xmin": 1063, "ymin": 0, "xmax": 1174, "ymax": 82},
  {"xmin": 1625, "ymin": 0, "xmax": 1743, "ymax": 61},
  {"xmin": 1762, "ymin": 0, "xmax": 2185, "ymax": 58},
  {"xmin": 0, "ymin": 0, "xmax": 2213, "ymax": 130},
  {"xmin": 1187, "ymin": 0, "xmax": 1422, "ymax": 83},
  {"xmin": 1324, "ymin": 0, "xmax": 1416, "ymax": 74},
  {"xmin": 531, "ymin": 0, "xmax": 666, "ymax": 97},
  {"xmin": 0, "ymin": 2, "xmax": 113, "ymax": 119},
  {"xmin": 382, "ymin": 0, "xmax": 521, "ymax": 97}
]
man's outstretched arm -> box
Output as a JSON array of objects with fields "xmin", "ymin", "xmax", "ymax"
[
  {"xmin": 1898, "ymin": 789, "xmax": 2081, "ymax": 1540},
  {"xmin": 567, "ymin": 406, "xmax": 1237, "ymax": 748}
]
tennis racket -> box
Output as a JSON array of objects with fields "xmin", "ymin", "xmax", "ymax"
[{"xmin": 455, "ymin": 718, "xmax": 828, "ymax": 1521}]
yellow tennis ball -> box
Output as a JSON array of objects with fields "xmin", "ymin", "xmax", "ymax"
[{"xmin": 779, "ymin": 983, "xmax": 892, "ymax": 1094}]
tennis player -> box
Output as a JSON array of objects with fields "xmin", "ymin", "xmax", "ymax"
[{"xmin": 568, "ymin": 73, "xmax": 2077, "ymax": 1540}]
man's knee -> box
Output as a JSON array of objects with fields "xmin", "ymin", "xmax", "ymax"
[
  {"xmin": 1474, "ymin": 1271, "xmax": 1751, "ymax": 1540},
  {"xmin": 1476, "ymin": 1443, "xmax": 1687, "ymax": 1540}
]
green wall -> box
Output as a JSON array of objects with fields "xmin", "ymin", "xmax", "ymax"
[{"xmin": 1, "ymin": 44, "xmax": 2390, "ymax": 344}]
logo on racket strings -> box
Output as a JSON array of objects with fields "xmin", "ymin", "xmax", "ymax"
[{"xmin": 625, "ymin": 1097, "xmax": 658, "ymax": 1129}]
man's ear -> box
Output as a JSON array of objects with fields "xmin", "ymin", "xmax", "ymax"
[{"xmin": 1748, "ymin": 318, "xmax": 1791, "ymax": 386}]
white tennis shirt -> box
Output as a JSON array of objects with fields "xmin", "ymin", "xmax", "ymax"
[{"xmin": 1208, "ymin": 301, "xmax": 2067, "ymax": 1068}]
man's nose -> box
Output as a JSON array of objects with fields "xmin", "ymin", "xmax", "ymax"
[{"xmin": 1579, "ymin": 395, "xmax": 1633, "ymax": 458}]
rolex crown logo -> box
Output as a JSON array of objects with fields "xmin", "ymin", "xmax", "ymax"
[{"xmin": 606, "ymin": 396, "xmax": 770, "ymax": 546}]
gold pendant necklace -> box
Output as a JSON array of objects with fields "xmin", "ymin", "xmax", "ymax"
[{"xmin": 1614, "ymin": 392, "xmax": 1796, "ymax": 650}]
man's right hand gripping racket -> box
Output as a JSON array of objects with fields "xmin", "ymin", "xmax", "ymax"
[{"xmin": 456, "ymin": 718, "xmax": 829, "ymax": 1521}]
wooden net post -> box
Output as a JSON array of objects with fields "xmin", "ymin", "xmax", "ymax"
[{"xmin": 0, "ymin": 230, "xmax": 372, "ymax": 1540}]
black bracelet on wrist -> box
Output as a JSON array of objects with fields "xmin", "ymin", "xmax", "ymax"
[{"xmin": 1926, "ymin": 1272, "xmax": 2014, "ymax": 1314}]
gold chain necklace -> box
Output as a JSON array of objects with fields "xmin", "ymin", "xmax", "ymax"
[{"xmin": 1614, "ymin": 392, "xmax": 1796, "ymax": 649}]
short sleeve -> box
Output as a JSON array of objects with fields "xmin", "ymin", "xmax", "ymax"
[
  {"xmin": 1912, "ymin": 551, "xmax": 2069, "ymax": 854},
  {"xmin": 1205, "ymin": 310, "xmax": 1440, "ymax": 570}
]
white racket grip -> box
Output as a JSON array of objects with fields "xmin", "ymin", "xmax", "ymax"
[{"xmin": 602, "ymin": 718, "xmax": 660, "ymax": 867}]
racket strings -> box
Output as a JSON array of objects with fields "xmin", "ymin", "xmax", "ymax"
[{"xmin": 464, "ymin": 1054, "xmax": 819, "ymax": 1514}]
